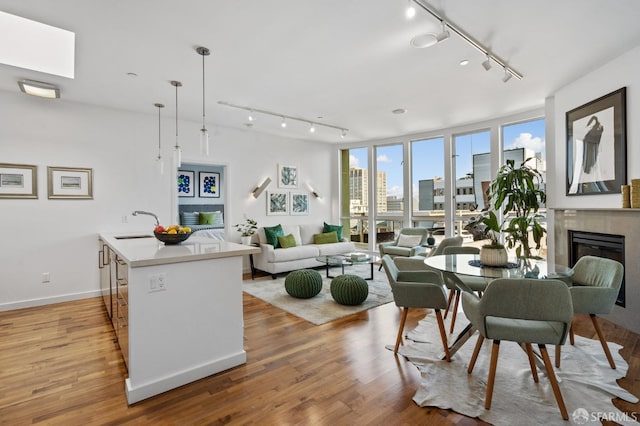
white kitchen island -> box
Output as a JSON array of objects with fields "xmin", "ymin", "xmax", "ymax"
[{"xmin": 98, "ymin": 233, "xmax": 260, "ymax": 404}]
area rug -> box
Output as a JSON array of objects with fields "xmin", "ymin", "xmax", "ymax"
[
  {"xmin": 243, "ymin": 265, "xmax": 393, "ymax": 325},
  {"xmin": 389, "ymin": 312, "xmax": 638, "ymax": 426}
]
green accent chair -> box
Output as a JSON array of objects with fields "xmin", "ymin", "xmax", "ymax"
[
  {"xmin": 381, "ymin": 255, "xmax": 451, "ymax": 360},
  {"xmin": 462, "ymin": 278, "xmax": 573, "ymax": 420},
  {"xmin": 377, "ymin": 228, "xmax": 431, "ymax": 271},
  {"xmin": 285, "ymin": 269, "xmax": 323, "ymax": 299},
  {"xmin": 441, "ymin": 246, "xmax": 488, "ymax": 333},
  {"xmin": 330, "ymin": 274, "xmax": 368, "ymax": 305},
  {"xmin": 557, "ymin": 255, "xmax": 624, "ymax": 369},
  {"xmin": 391, "ymin": 235, "xmax": 464, "ymax": 272},
  {"xmin": 419, "ymin": 235, "xmax": 463, "ymax": 257}
]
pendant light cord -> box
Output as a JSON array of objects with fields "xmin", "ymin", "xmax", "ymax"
[
  {"xmin": 202, "ymin": 51, "xmax": 206, "ymax": 129},
  {"xmin": 174, "ymin": 83, "xmax": 179, "ymax": 149},
  {"xmin": 158, "ymin": 105, "xmax": 162, "ymax": 158}
]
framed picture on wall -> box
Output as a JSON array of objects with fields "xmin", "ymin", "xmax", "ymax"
[
  {"xmin": 267, "ymin": 191, "xmax": 288, "ymax": 215},
  {"xmin": 199, "ymin": 172, "xmax": 220, "ymax": 198},
  {"xmin": 178, "ymin": 170, "xmax": 195, "ymax": 197},
  {"xmin": 0, "ymin": 163, "xmax": 37, "ymax": 199},
  {"xmin": 290, "ymin": 191, "xmax": 309, "ymax": 215},
  {"xmin": 566, "ymin": 87, "xmax": 627, "ymax": 195},
  {"xmin": 47, "ymin": 166, "xmax": 93, "ymax": 199},
  {"xmin": 278, "ymin": 164, "xmax": 298, "ymax": 188}
]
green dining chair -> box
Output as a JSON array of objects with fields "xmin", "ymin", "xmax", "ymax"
[
  {"xmin": 556, "ymin": 255, "xmax": 624, "ymax": 369},
  {"xmin": 462, "ymin": 278, "xmax": 573, "ymax": 420},
  {"xmin": 377, "ymin": 228, "xmax": 431, "ymax": 271},
  {"xmin": 381, "ymin": 255, "xmax": 451, "ymax": 360}
]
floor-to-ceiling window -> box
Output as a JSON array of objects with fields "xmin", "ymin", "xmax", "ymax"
[
  {"xmin": 375, "ymin": 144, "xmax": 404, "ymax": 242},
  {"xmin": 411, "ymin": 137, "xmax": 445, "ymax": 230},
  {"xmin": 454, "ymin": 130, "xmax": 490, "ymax": 237},
  {"xmin": 340, "ymin": 147, "xmax": 369, "ymax": 248}
]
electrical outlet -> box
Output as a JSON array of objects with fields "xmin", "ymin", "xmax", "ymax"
[
  {"xmin": 149, "ymin": 273, "xmax": 167, "ymax": 293},
  {"xmin": 42, "ymin": 272, "xmax": 50, "ymax": 283}
]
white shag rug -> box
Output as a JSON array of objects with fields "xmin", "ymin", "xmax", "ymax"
[
  {"xmin": 389, "ymin": 311, "xmax": 638, "ymax": 426},
  {"xmin": 243, "ymin": 265, "xmax": 393, "ymax": 325}
]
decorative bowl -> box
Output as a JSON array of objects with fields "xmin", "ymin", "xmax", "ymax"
[{"xmin": 154, "ymin": 231, "xmax": 192, "ymax": 245}]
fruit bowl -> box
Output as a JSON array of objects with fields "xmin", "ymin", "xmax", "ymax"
[{"xmin": 154, "ymin": 231, "xmax": 192, "ymax": 245}]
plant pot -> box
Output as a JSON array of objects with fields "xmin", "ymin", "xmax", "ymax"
[
  {"xmin": 480, "ymin": 246, "xmax": 508, "ymax": 267},
  {"xmin": 241, "ymin": 236, "xmax": 252, "ymax": 245}
]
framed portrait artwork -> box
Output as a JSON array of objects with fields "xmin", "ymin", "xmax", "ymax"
[
  {"xmin": 566, "ymin": 87, "xmax": 627, "ymax": 195},
  {"xmin": 266, "ymin": 191, "xmax": 288, "ymax": 215},
  {"xmin": 199, "ymin": 172, "xmax": 220, "ymax": 198},
  {"xmin": 290, "ymin": 191, "xmax": 309, "ymax": 215},
  {"xmin": 278, "ymin": 164, "xmax": 298, "ymax": 188},
  {"xmin": 0, "ymin": 163, "xmax": 37, "ymax": 199},
  {"xmin": 177, "ymin": 170, "xmax": 195, "ymax": 197}
]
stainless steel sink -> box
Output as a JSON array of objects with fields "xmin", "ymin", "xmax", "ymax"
[{"xmin": 114, "ymin": 234, "xmax": 154, "ymax": 240}]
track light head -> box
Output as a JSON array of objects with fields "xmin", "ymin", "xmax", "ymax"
[
  {"xmin": 482, "ymin": 55, "xmax": 492, "ymax": 71},
  {"xmin": 281, "ymin": 117, "xmax": 287, "ymax": 128},
  {"xmin": 248, "ymin": 110, "xmax": 254, "ymax": 121},
  {"xmin": 341, "ymin": 129, "xmax": 347, "ymax": 139},
  {"xmin": 406, "ymin": 0, "xmax": 416, "ymax": 19},
  {"xmin": 309, "ymin": 123, "xmax": 316, "ymax": 133},
  {"xmin": 502, "ymin": 68, "xmax": 513, "ymax": 83},
  {"xmin": 436, "ymin": 21, "xmax": 450, "ymax": 42}
]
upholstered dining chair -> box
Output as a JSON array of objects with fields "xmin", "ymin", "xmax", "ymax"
[
  {"xmin": 462, "ymin": 278, "xmax": 573, "ymax": 420},
  {"xmin": 441, "ymin": 246, "xmax": 488, "ymax": 333},
  {"xmin": 381, "ymin": 255, "xmax": 451, "ymax": 361},
  {"xmin": 419, "ymin": 235, "xmax": 463, "ymax": 257},
  {"xmin": 378, "ymin": 228, "xmax": 430, "ymax": 270},
  {"xmin": 556, "ymin": 255, "xmax": 624, "ymax": 369}
]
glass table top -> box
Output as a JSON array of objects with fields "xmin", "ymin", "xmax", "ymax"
[
  {"xmin": 423, "ymin": 254, "xmax": 573, "ymax": 280},
  {"xmin": 316, "ymin": 253, "xmax": 380, "ymax": 266}
]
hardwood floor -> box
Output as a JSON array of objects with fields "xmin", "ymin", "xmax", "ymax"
[{"xmin": 0, "ymin": 290, "xmax": 638, "ymax": 425}]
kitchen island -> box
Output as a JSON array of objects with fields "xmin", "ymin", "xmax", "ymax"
[{"xmin": 98, "ymin": 232, "xmax": 260, "ymax": 404}]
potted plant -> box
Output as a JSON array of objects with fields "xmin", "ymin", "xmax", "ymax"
[
  {"xmin": 235, "ymin": 218, "xmax": 258, "ymax": 245},
  {"xmin": 479, "ymin": 210, "xmax": 509, "ymax": 266},
  {"xmin": 485, "ymin": 158, "xmax": 547, "ymax": 259}
]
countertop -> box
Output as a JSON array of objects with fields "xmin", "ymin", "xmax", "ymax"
[{"xmin": 99, "ymin": 232, "xmax": 260, "ymax": 267}]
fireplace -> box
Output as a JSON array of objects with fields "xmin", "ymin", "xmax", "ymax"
[{"xmin": 568, "ymin": 230, "xmax": 625, "ymax": 307}]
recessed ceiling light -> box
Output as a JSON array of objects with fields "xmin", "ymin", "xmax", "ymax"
[
  {"xmin": 392, "ymin": 108, "xmax": 407, "ymax": 114},
  {"xmin": 126, "ymin": 72, "xmax": 138, "ymax": 78},
  {"xmin": 410, "ymin": 33, "xmax": 438, "ymax": 49},
  {"xmin": 18, "ymin": 79, "xmax": 60, "ymax": 99},
  {"xmin": 459, "ymin": 59, "xmax": 470, "ymax": 66}
]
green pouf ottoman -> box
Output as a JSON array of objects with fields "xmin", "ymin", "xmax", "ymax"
[
  {"xmin": 285, "ymin": 269, "xmax": 323, "ymax": 299},
  {"xmin": 330, "ymin": 274, "xmax": 369, "ymax": 305}
]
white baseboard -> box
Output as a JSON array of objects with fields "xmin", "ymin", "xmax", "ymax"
[
  {"xmin": 125, "ymin": 351, "xmax": 247, "ymax": 404},
  {"xmin": 0, "ymin": 290, "xmax": 101, "ymax": 312}
]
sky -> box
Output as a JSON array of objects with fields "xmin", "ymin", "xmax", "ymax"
[{"xmin": 349, "ymin": 118, "xmax": 545, "ymax": 200}]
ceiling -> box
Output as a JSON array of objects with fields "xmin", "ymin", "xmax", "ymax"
[{"xmin": 1, "ymin": 0, "xmax": 640, "ymax": 144}]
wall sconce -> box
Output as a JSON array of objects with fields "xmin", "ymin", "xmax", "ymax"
[
  {"xmin": 252, "ymin": 177, "xmax": 271, "ymax": 198},
  {"xmin": 307, "ymin": 183, "xmax": 321, "ymax": 198}
]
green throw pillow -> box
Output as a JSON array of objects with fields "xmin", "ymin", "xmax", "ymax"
[
  {"xmin": 199, "ymin": 212, "xmax": 215, "ymax": 225},
  {"xmin": 314, "ymin": 231, "xmax": 338, "ymax": 244},
  {"xmin": 278, "ymin": 234, "xmax": 297, "ymax": 248},
  {"xmin": 264, "ymin": 224, "xmax": 284, "ymax": 248},
  {"xmin": 323, "ymin": 222, "xmax": 343, "ymax": 241}
]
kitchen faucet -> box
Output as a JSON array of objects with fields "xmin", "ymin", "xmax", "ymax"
[{"xmin": 132, "ymin": 210, "xmax": 159, "ymax": 227}]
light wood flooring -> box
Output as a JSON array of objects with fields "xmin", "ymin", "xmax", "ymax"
[{"xmin": 0, "ymin": 286, "xmax": 638, "ymax": 425}]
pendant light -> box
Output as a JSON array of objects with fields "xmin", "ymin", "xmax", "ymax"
[
  {"xmin": 154, "ymin": 103, "xmax": 165, "ymax": 175},
  {"xmin": 196, "ymin": 46, "xmax": 210, "ymax": 156},
  {"xmin": 170, "ymin": 80, "xmax": 182, "ymax": 167}
]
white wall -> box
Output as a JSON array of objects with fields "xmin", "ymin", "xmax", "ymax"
[
  {"xmin": 550, "ymin": 45, "xmax": 640, "ymax": 208},
  {"xmin": 0, "ymin": 91, "xmax": 333, "ymax": 310}
]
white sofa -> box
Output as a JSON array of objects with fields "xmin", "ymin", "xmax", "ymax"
[{"xmin": 252, "ymin": 224, "xmax": 355, "ymax": 276}]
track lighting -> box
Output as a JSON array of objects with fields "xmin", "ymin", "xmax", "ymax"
[
  {"xmin": 409, "ymin": 0, "xmax": 523, "ymax": 80},
  {"xmin": 435, "ymin": 21, "xmax": 450, "ymax": 42},
  {"xmin": 502, "ymin": 67, "xmax": 513, "ymax": 83},
  {"xmin": 341, "ymin": 129, "xmax": 347, "ymax": 139},
  {"xmin": 406, "ymin": 0, "xmax": 416, "ymax": 19},
  {"xmin": 482, "ymin": 54, "xmax": 492, "ymax": 71},
  {"xmin": 218, "ymin": 101, "xmax": 348, "ymax": 138}
]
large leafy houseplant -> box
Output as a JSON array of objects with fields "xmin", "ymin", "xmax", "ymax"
[{"xmin": 485, "ymin": 158, "xmax": 546, "ymax": 259}]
